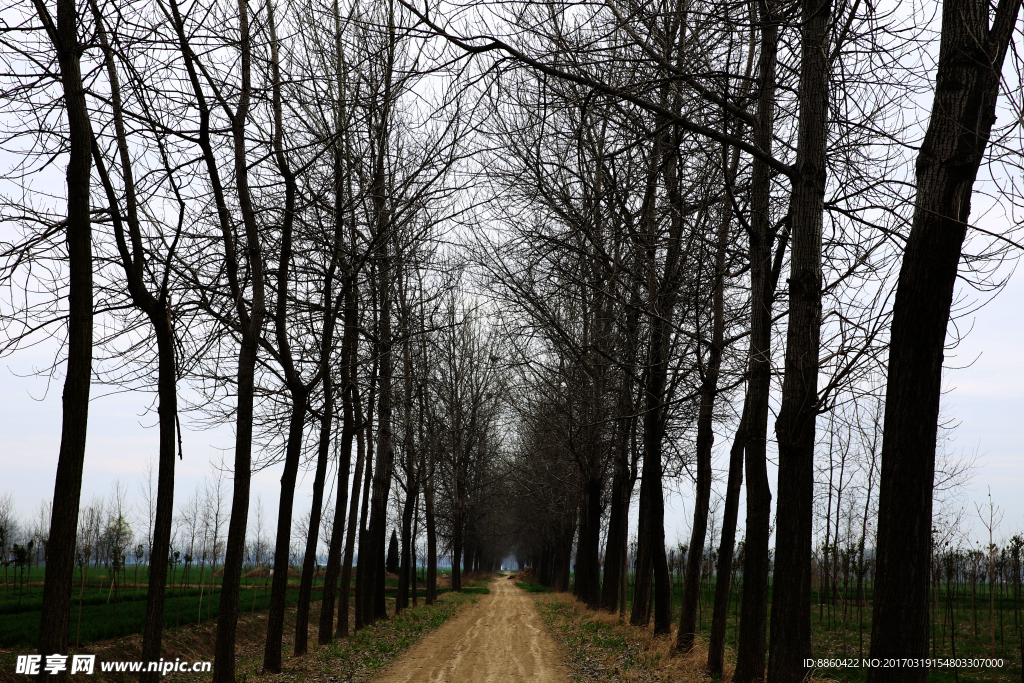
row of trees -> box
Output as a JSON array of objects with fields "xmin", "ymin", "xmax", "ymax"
[
  {"xmin": 0, "ymin": 495, "xmax": 51, "ymax": 581},
  {"xmin": 2, "ymin": 0, "xmax": 1023, "ymax": 680},
  {"xmin": 0, "ymin": 0, "xmax": 515, "ymax": 676},
  {"xmin": 401, "ymin": 1, "xmax": 1024, "ymax": 683}
]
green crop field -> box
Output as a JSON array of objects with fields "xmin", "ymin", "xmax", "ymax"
[
  {"xmin": 609, "ymin": 575, "xmax": 1023, "ymax": 683},
  {"xmin": 0, "ymin": 564, "xmax": 451, "ymax": 649}
]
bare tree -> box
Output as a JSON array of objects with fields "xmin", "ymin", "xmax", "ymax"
[
  {"xmin": 23, "ymin": 0, "xmax": 96, "ymax": 669},
  {"xmin": 869, "ymin": 1, "xmax": 1022, "ymax": 679}
]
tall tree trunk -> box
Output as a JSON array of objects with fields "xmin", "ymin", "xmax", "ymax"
[
  {"xmin": 576, "ymin": 462, "xmax": 602, "ymax": 607},
  {"xmin": 678, "ymin": 193, "xmax": 729, "ymax": 652},
  {"xmin": 630, "ymin": 310, "xmax": 673, "ymax": 634},
  {"xmin": 298, "ymin": 176, "xmax": 349, "ymax": 652},
  {"xmin": 452, "ymin": 463, "xmax": 465, "ymax": 593},
  {"xmin": 359, "ymin": 19, "xmax": 395, "ymax": 620},
  {"xmin": 263, "ymin": 389, "xmax": 309, "ymax": 672},
  {"xmin": 868, "ymin": 1, "xmax": 1021, "ymax": 680},
  {"xmin": 204, "ymin": 0, "xmax": 267, "ymax": 675},
  {"xmin": 214, "ymin": 332, "xmax": 260, "ymax": 683},
  {"xmin": 35, "ymin": 0, "xmax": 93, "ymax": 673},
  {"xmin": 319, "ymin": 0, "xmax": 356, "ymax": 638},
  {"xmin": 768, "ymin": 0, "xmax": 831, "ymax": 678},
  {"xmin": 362, "ymin": 257, "xmax": 393, "ymax": 624},
  {"xmin": 85, "ymin": 14, "xmax": 181, "ymax": 675},
  {"xmin": 396, "ymin": 305, "xmax": 417, "ymax": 614},
  {"xmin": 600, "ymin": 430, "xmax": 630, "ymax": 612},
  {"xmin": 294, "ymin": 375, "xmax": 330, "ymax": 656},
  {"xmin": 136, "ymin": 323, "xmax": 177, "ymax": 679},
  {"xmin": 425, "ymin": 429, "xmax": 438, "ymax": 604},
  {"xmin": 262, "ymin": 2, "xmax": 308, "ymax": 663},
  {"xmin": 396, "ymin": 466, "xmax": 417, "ymax": 612},
  {"xmin": 707, "ymin": 413, "xmax": 746, "ymax": 675},
  {"xmin": 316, "ymin": 371, "xmax": 344, "ymax": 644},
  {"xmin": 353, "ymin": 404, "xmax": 374, "ymax": 631},
  {"xmin": 573, "ymin": 498, "xmax": 588, "ymax": 599},
  {"xmin": 732, "ymin": 2, "xmax": 780, "ymax": 679},
  {"xmin": 601, "ymin": 304, "xmax": 640, "ymax": 613},
  {"xmin": 340, "ymin": 383, "xmax": 367, "ymax": 636},
  {"xmin": 321, "ymin": 277, "xmax": 358, "ymax": 642},
  {"xmin": 629, "ymin": 118, "xmax": 674, "ymax": 634}
]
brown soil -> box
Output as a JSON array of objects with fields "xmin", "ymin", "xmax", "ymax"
[
  {"xmin": 508, "ymin": 567, "xmax": 537, "ymax": 582},
  {"xmin": 373, "ymin": 576, "xmax": 570, "ymax": 683}
]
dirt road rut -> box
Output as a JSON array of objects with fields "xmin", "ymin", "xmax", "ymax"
[{"xmin": 372, "ymin": 577, "xmax": 569, "ymax": 683}]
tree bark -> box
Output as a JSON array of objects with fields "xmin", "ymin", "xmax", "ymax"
[
  {"xmin": 263, "ymin": 389, "xmax": 309, "ymax": 672},
  {"xmin": 630, "ymin": 307, "xmax": 674, "ymax": 634},
  {"xmin": 731, "ymin": 2, "xmax": 779, "ymax": 680},
  {"xmin": 396, "ymin": 455, "xmax": 418, "ymax": 611},
  {"xmin": 320, "ymin": 277, "xmax": 358, "ymax": 642},
  {"xmin": 180, "ymin": 0, "xmax": 267, "ymax": 676},
  {"xmin": 262, "ymin": 2, "xmax": 310, "ymax": 662},
  {"xmin": 340, "ymin": 380, "xmax": 367, "ymax": 636},
  {"xmin": 677, "ymin": 188, "xmax": 729, "ymax": 653},
  {"xmin": 706, "ymin": 413, "xmax": 745, "ymax": 674},
  {"xmin": 396, "ymin": 297, "xmax": 418, "ymax": 613},
  {"xmin": 358, "ymin": 15, "xmax": 396, "ymax": 620},
  {"xmin": 425, "ymin": 424, "xmax": 438, "ymax": 604},
  {"xmin": 295, "ymin": 376, "xmax": 330, "ymax": 655},
  {"xmin": 34, "ymin": 0, "xmax": 93, "ymax": 674},
  {"xmin": 361, "ymin": 252, "xmax": 394, "ymax": 626},
  {"xmin": 868, "ymin": 1, "xmax": 1021, "ymax": 680},
  {"xmin": 575, "ymin": 464, "xmax": 603, "ymax": 607},
  {"xmin": 629, "ymin": 114, "xmax": 676, "ymax": 635},
  {"xmin": 318, "ymin": 0, "xmax": 357, "ymax": 640},
  {"xmin": 299, "ymin": 137, "xmax": 352, "ymax": 653},
  {"xmin": 84, "ymin": 13, "xmax": 182, "ymax": 676},
  {"xmin": 353, "ymin": 397, "xmax": 374, "ymax": 631},
  {"xmin": 600, "ymin": 429, "xmax": 630, "ymax": 612},
  {"xmin": 601, "ymin": 301, "xmax": 641, "ymax": 613},
  {"xmin": 767, "ymin": 0, "xmax": 831, "ymax": 678}
]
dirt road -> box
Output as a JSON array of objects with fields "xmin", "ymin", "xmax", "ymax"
[{"xmin": 373, "ymin": 577, "xmax": 570, "ymax": 683}]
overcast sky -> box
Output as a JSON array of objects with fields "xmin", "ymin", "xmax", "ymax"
[{"xmin": 3, "ymin": 259, "xmax": 1023, "ymax": 548}]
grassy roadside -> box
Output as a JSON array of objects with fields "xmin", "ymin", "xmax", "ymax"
[
  {"xmin": 533, "ymin": 592, "xmax": 719, "ymax": 683},
  {"xmin": 0, "ymin": 577, "xmax": 490, "ymax": 683},
  {"xmin": 533, "ymin": 591, "xmax": 1016, "ymax": 683},
  {"xmin": 531, "ymin": 591, "xmax": 839, "ymax": 683},
  {"xmin": 233, "ymin": 589, "xmax": 482, "ymax": 683}
]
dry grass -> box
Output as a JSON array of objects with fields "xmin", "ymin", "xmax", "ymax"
[{"xmin": 534, "ymin": 592, "xmax": 836, "ymax": 683}]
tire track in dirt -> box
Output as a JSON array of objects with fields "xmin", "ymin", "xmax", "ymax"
[{"xmin": 371, "ymin": 576, "xmax": 569, "ymax": 683}]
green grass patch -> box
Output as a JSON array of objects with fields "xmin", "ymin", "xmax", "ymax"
[{"xmin": 516, "ymin": 581, "xmax": 550, "ymax": 593}]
